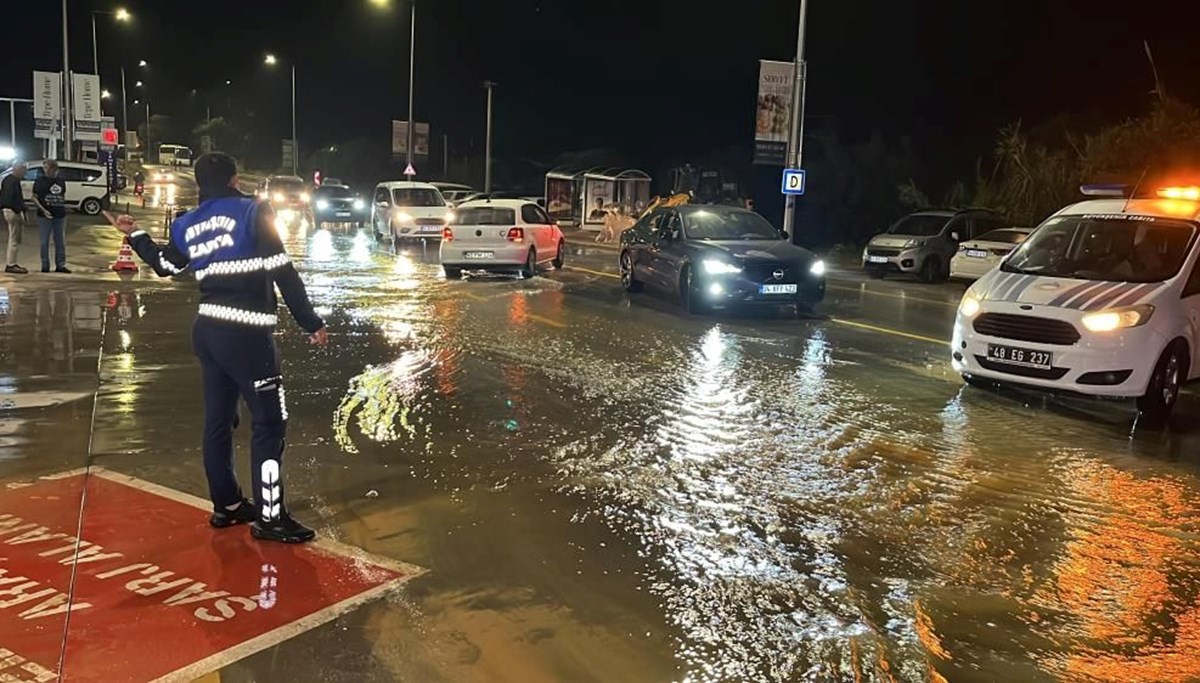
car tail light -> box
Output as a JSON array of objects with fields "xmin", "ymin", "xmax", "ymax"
[
  {"xmin": 506, "ymin": 227, "xmax": 524, "ymax": 243},
  {"xmin": 443, "ymin": 226, "xmax": 454, "ymax": 241}
]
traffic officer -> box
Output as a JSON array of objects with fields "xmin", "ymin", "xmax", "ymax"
[{"xmin": 105, "ymin": 152, "xmax": 327, "ymax": 544}]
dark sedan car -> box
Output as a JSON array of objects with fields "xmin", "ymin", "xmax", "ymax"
[
  {"xmin": 619, "ymin": 205, "xmax": 826, "ymax": 315},
  {"xmin": 312, "ymin": 184, "xmax": 367, "ymax": 228}
]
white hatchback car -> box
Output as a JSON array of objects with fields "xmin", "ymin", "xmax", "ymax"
[
  {"xmin": 953, "ymin": 185, "xmax": 1200, "ymax": 424},
  {"xmin": 949, "ymin": 227, "xmax": 1032, "ymax": 280},
  {"xmin": 440, "ymin": 199, "xmax": 564, "ymax": 278}
]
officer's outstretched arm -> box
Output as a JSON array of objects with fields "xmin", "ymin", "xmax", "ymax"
[
  {"xmin": 255, "ymin": 203, "xmax": 325, "ymax": 333},
  {"xmin": 105, "ymin": 212, "xmax": 190, "ymax": 277}
]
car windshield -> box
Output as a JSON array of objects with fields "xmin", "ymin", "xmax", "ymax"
[
  {"xmin": 453, "ymin": 207, "xmax": 515, "ymax": 225},
  {"xmin": 315, "ymin": 186, "xmax": 352, "ymax": 198},
  {"xmin": 683, "ymin": 208, "xmax": 781, "ymax": 241},
  {"xmin": 976, "ymin": 229, "xmax": 1029, "ymax": 245},
  {"xmin": 392, "ymin": 188, "xmax": 444, "ymax": 207},
  {"xmin": 888, "ymin": 214, "xmax": 950, "ymax": 237},
  {"xmin": 1002, "ymin": 215, "xmax": 1196, "ymax": 283},
  {"xmin": 271, "ymin": 179, "xmax": 305, "ymax": 193}
]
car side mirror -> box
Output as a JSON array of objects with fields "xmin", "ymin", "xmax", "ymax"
[
  {"xmin": 950, "ymin": 231, "xmax": 961, "ymax": 242},
  {"xmin": 780, "ymin": 230, "xmax": 790, "ymax": 240}
]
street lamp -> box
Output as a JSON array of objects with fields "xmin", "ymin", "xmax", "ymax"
[
  {"xmin": 265, "ymin": 54, "xmax": 297, "ymax": 175},
  {"xmin": 138, "ymin": 59, "xmax": 147, "ymax": 67},
  {"xmin": 91, "ymin": 8, "xmax": 132, "ymax": 75},
  {"xmin": 135, "ymin": 81, "xmax": 143, "ymax": 88},
  {"xmin": 121, "ymin": 60, "xmax": 147, "ymax": 152},
  {"xmin": 366, "ymin": 0, "xmax": 417, "ymax": 173},
  {"xmin": 101, "ymin": 90, "xmax": 112, "ymax": 99}
]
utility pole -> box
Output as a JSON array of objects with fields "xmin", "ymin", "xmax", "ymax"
[
  {"xmin": 484, "ymin": 81, "xmax": 496, "ymax": 193},
  {"xmin": 120, "ymin": 67, "xmax": 128, "ymax": 147},
  {"xmin": 443, "ymin": 133, "xmax": 448, "ymax": 177},
  {"xmin": 291, "ymin": 64, "xmax": 297, "ymax": 175},
  {"xmin": 62, "ymin": 0, "xmax": 73, "ymax": 160},
  {"xmin": 780, "ymin": 0, "xmax": 808, "ymax": 238},
  {"xmin": 406, "ymin": 0, "xmax": 416, "ymax": 172}
]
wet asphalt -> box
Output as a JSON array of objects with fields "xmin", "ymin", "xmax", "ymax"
[{"xmin": 2, "ymin": 175, "xmax": 1200, "ymax": 682}]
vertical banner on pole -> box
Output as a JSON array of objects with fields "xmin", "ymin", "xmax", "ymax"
[
  {"xmin": 73, "ymin": 73, "xmax": 103, "ymax": 141},
  {"xmin": 752, "ymin": 60, "xmax": 792, "ymax": 166},
  {"xmin": 33, "ymin": 71, "xmax": 62, "ymax": 140}
]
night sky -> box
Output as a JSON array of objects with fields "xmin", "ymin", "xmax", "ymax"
[{"xmin": 6, "ymin": 0, "xmax": 1200, "ymax": 185}]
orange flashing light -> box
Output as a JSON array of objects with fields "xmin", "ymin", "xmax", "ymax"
[{"xmin": 1156, "ymin": 186, "xmax": 1200, "ymax": 201}]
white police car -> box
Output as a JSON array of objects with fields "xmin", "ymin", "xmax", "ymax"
[{"xmin": 953, "ymin": 184, "xmax": 1200, "ymax": 425}]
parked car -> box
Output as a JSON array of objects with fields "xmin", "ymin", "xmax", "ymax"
[
  {"xmin": 619, "ymin": 205, "xmax": 825, "ymax": 315},
  {"xmin": 312, "ymin": 184, "xmax": 367, "ymax": 229},
  {"xmin": 371, "ymin": 181, "xmax": 452, "ymax": 243},
  {"xmin": 430, "ymin": 182, "xmax": 475, "ymax": 206},
  {"xmin": 863, "ymin": 208, "xmax": 1013, "ymax": 282},
  {"xmin": 440, "ymin": 199, "xmax": 564, "ymax": 279},
  {"xmin": 949, "ymin": 228, "xmax": 1033, "ymax": 280},
  {"xmin": 1, "ymin": 160, "xmax": 111, "ymax": 216}
]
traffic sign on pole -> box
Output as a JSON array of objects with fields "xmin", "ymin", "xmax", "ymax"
[
  {"xmin": 781, "ymin": 168, "xmax": 806, "ymax": 195},
  {"xmin": 403, "ymin": 163, "xmax": 416, "ymax": 177}
]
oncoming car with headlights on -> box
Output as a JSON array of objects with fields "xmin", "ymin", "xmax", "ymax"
[
  {"xmin": 619, "ymin": 205, "xmax": 825, "ymax": 316},
  {"xmin": 312, "ymin": 184, "xmax": 366, "ymax": 229},
  {"xmin": 257, "ymin": 175, "xmax": 312, "ymax": 233},
  {"xmin": 953, "ymin": 185, "xmax": 1200, "ymax": 425},
  {"xmin": 370, "ymin": 181, "xmax": 452, "ymax": 244}
]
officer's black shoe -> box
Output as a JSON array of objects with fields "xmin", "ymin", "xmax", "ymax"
[
  {"xmin": 209, "ymin": 499, "xmax": 256, "ymax": 528},
  {"xmin": 251, "ymin": 515, "xmax": 316, "ymax": 544}
]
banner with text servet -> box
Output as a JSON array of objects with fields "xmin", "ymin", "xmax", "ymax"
[{"xmin": 753, "ymin": 60, "xmax": 793, "ymax": 166}]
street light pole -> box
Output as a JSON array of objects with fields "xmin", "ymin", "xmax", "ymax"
[
  {"xmin": 62, "ymin": 0, "xmax": 73, "ymax": 160},
  {"xmin": 780, "ymin": 0, "xmax": 808, "ymax": 238},
  {"xmin": 406, "ymin": 0, "xmax": 416, "ymax": 171},
  {"xmin": 92, "ymin": 14, "xmax": 99, "ymax": 76},
  {"xmin": 120, "ymin": 66, "xmax": 128, "ymax": 147},
  {"xmin": 484, "ymin": 81, "xmax": 496, "ymax": 193},
  {"xmin": 291, "ymin": 64, "xmax": 298, "ymax": 175}
]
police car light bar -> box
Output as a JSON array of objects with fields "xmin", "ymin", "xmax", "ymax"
[
  {"xmin": 1080, "ymin": 184, "xmax": 1130, "ymax": 197},
  {"xmin": 1157, "ymin": 186, "xmax": 1200, "ymax": 201}
]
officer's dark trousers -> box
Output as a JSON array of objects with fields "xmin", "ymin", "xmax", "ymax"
[{"xmin": 192, "ymin": 318, "xmax": 288, "ymax": 525}]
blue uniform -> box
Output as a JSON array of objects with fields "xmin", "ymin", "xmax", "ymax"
[{"xmin": 129, "ymin": 191, "xmax": 323, "ymax": 524}]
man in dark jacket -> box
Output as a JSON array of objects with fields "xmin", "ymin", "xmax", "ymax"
[
  {"xmin": 0, "ymin": 162, "xmax": 28, "ymax": 274},
  {"xmin": 105, "ymin": 152, "xmax": 328, "ymax": 544}
]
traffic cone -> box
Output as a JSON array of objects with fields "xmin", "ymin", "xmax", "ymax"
[{"xmin": 111, "ymin": 238, "xmax": 139, "ymax": 273}]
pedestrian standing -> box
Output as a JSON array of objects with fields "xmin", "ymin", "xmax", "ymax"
[
  {"xmin": 105, "ymin": 152, "xmax": 327, "ymax": 544},
  {"xmin": 0, "ymin": 162, "xmax": 29, "ymax": 274},
  {"xmin": 32, "ymin": 160, "xmax": 70, "ymax": 274}
]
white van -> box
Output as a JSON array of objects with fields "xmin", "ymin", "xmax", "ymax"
[
  {"xmin": 370, "ymin": 181, "xmax": 452, "ymax": 242},
  {"xmin": 954, "ymin": 184, "xmax": 1200, "ymax": 425},
  {"xmin": 2, "ymin": 161, "xmax": 112, "ymax": 216}
]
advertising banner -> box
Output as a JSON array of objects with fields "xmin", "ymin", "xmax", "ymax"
[
  {"xmin": 545, "ymin": 176, "xmax": 575, "ymax": 225},
  {"xmin": 753, "ymin": 60, "xmax": 793, "ymax": 166},
  {"xmin": 33, "ymin": 71, "xmax": 61, "ymax": 140},
  {"xmin": 73, "ymin": 73, "xmax": 103, "ymax": 141},
  {"xmin": 391, "ymin": 121, "xmax": 430, "ymax": 157},
  {"xmin": 582, "ymin": 175, "xmax": 615, "ymax": 228}
]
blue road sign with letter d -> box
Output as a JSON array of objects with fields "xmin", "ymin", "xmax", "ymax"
[{"xmin": 781, "ymin": 169, "xmax": 806, "ymax": 195}]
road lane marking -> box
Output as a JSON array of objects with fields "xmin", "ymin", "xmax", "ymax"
[
  {"xmin": 829, "ymin": 317, "xmax": 947, "ymax": 345},
  {"xmin": 460, "ymin": 290, "xmax": 566, "ymax": 328},
  {"xmin": 826, "ymin": 283, "xmax": 957, "ymax": 308},
  {"xmin": 565, "ymin": 265, "xmax": 619, "ymax": 279}
]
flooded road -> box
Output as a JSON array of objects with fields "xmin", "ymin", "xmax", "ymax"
[{"xmin": 4, "ymin": 223, "xmax": 1200, "ymax": 681}]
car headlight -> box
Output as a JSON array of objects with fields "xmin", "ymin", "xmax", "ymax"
[
  {"xmin": 316, "ymin": 199, "xmax": 330, "ymax": 210},
  {"xmin": 300, "ymin": 192, "xmax": 311, "ymax": 203},
  {"xmin": 272, "ymin": 192, "xmax": 285, "ymax": 203},
  {"xmin": 444, "ymin": 210, "xmax": 455, "ymax": 223},
  {"xmin": 353, "ymin": 199, "xmax": 365, "ymax": 211},
  {"xmin": 809, "ymin": 260, "xmax": 826, "ymax": 276},
  {"xmin": 702, "ymin": 259, "xmax": 742, "ymax": 275},
  {"xmin": 905, "ymin": 239, "xmax": 926, "ymax": 249},
  {"xmin": 959, "ymin": 294, "xmax": 981, "ymax": 318},
  {"xmin": 1081, "ymin": 304, "xmax": 1154, "ymax": 332},
  {"xmin": 394, "ymin": 210, "xmax": 414, "ymax": 223}
]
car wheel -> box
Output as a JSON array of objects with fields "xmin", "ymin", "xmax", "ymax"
[
  {"xmin": 620, "ymin": 251, "xmax": 643, "ymax": 293},
  {"xmin": 80, "ymin": 197, "xmax": 102, "ymax": 216},
  {"xmin": 443, "ymin": 266, "xmax": 462, "ymax": 279},
  {"xmin": 1137, "ymin": 342, "xmax": 1188, "ymax": 429},
  {"xmin": 681, "ymin": 266, "xmax": 707, "ymax": 314},
  {"xmin": 518, "ymin": 248, "xmax": 537, "ymax": 279},
  {"xmin": 552, "ymin": 240, "xmax": 565, "ymax": 269}
]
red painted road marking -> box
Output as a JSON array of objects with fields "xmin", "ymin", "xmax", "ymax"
[{"xmin": 0, "ymin": 469, "xmax": 422, "ymax": 682}]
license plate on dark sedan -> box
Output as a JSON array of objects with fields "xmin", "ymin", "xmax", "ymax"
[
  {"xmin": 335, "ymin": 211, "xmax": 351, "ymax": 218},
  {"xmin": 760, "ymin": 284, "xmax": 798, "ymax": 295},
  {"xmin": 987, "ymin": 344, "xmax": 1052, "ymax": 370}
]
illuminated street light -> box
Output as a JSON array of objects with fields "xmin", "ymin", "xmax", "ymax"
[
  {"xmin": 135, "ymin": 81, "xmax": 143, "ymax": 87},
  {"xmin": 368, "ymin": 0, "xmax": 418, "ymax": 174},
  {"xmin": 225, "ymin": 79, "xmax": 232, "ymax": 85},
  {"xmin": 138, "ymin": 59, "xmax": 147, "ymax": 67},
  {"xmin": 101, "ymin": 90, "xmax": 112, "ymax": 99},
  {"xmin": 132, "ymin": 99, "xmax": 140, "ymax": 105},
  {"xmin": 264, "ymin": 54, "xmax": 297, "ymax": 174},
  {"xmin": 115, "ymin": 8, "xmax": 131, "ymax": 21},
  {"xmin": 264, "ymin": 53, "xmax": 278, "ymax": 66}
]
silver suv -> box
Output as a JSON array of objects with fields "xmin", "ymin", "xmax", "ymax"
[{"xmin": 862, "ymin": 208, "xmax": 1011, "ymax": 282}]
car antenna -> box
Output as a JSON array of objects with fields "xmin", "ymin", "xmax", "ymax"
[{"xmin": 1123, "ymin": 166, "xmax": 1150, "ymax": 214}]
